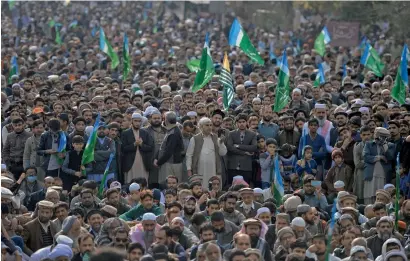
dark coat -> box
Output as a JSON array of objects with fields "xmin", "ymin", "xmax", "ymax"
[
  {"xmin": 26, "ymin": 188, "xmax": 46, "ymax": 211},
  {"xmin": 23, "ymin": 218, "xmax": 58, "ymax": 252},
  {"xmin": 37, "ymin": 131, "xmax": 68, "ymax": 170},
  {"xmin": 121, "ymin": 128, "xmax": 154, "ymax": 173}
]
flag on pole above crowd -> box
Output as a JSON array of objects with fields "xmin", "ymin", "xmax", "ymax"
[
  {"xmin": 81, "ymin": 114, "xmax": 101, "ymax": 175},
  {"xmin": 99, "ymin": 28, "xmax": 119, "ymax": 69},
  {"xmin": 220, "ymin": 52, "xmax": 234, "ymax": 110},
  {"xmin": 123, "ymin": 33, "xmax": 131, "ymax": 80},
  {"xmin": 360, "ymin": 42, "xmax": 385, "ymax": 77},
  {"xmin": 8, "ymin": 55, "xmax": 18, "ymax": 84},
  {"xmin": 186, "ymin": 59, "xmax": 201, "ymax": 73},
  {"xmin": 391, "ymin": 45, "xmax": 408, "ymax": 105},
  {"xmin": 192, "ymin": 33, "xmax": 214, "ymax": 92},
  {"xmin": 229, "ymin": 18, "xmax": 264, "ymax": 65},
  {"xmin": 314, "ymin": 63, "xmax": 326, "ymax": 87},
  {"xmin": 342, "ymin": 63, "xmax": 347, "ymax": 79},
  {"xmin": 273, "ymin": 155, "xmax": 284, "ymax": 205},
  {"xmin": 273, "ymin": 50, "xmax": 290, "ymax": 112},
  {"xmin": 314, "ymin": 26, "xmax": 331, "ymax": 57},
  {"xmin": 55, "ymin": 25, "xmax": 62, "ymax": 46}
]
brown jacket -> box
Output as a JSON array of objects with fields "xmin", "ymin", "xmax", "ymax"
[
  {"xmin": 325, "ymin": 164, "xmax": 353, "ymax": 194},
  {"xmin": 23, "ymin": 218, "xmax": 58, "ymax": 252}
]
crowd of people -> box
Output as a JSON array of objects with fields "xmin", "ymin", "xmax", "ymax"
[{"xmin": 2, "ymin": 1, "xmax": 410, "ymax": 261}]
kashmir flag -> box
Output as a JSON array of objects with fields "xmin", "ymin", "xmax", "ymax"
[
  {"xmin": 360, "ymin": 43, "xmax": 385, "ymax": 77},
  {"xmin": 273, "ymin": 154, "xmax": 284, "ymax": 205},
  {"xmin": 273, "ymin": 50, "xmax": 290, "ymax": 112},
  {"xmin": 69, "ymin": 20, "xmax": 78, "ymax": 29},
  {"xmin": 123, "ymin": 33, "xmax": 131, "ymax": 80},
  {"xmin": 55, "ymin": 131, "xmax": 67, "ymax": 165},
  {"xmin": 55, "ymin": 25, "xmax": 62, "ymax": 46},
  {"xmin": 220, "ymin": 52, "xmax": 234, "ymax": 110},
  {"xmin": 99, "ymin": 28, "xmax": 119, "ymax": 69},
  {"xmin": 98, "ymin": 153, "xmax": 115, "ymax": 198},
  {"xmin": 314, "ymin": 26, "xmax": 331, "ymax": 57},
  {"xmin": 342, "ymin": 63, "xmax": 347, "ymax": 79},
  {"xmin": 186, "ymin": 59, "xmax": 201, "ymax": 73},
  {"xmin": 391, "ymin": 45, "xmax": 408, "ymax": 105},
  {"xmin": 229, "ymin": 18, "xmax": 264, "ymax": 65},
  {"xmin": 81, "ymin": 114, "xmax": 101, "ymax": 175},
  {"xmin": 325, "ymin": 199, "xmax": 338, "ymax": 261},
  {"xmin": 313, "ymin": 63, "xmax": 326, "ymax": 88},
  {"xmin": 8, "ymin": 55, "xmax": 18, "ymax": 84},
  {"xmin": 359, "ymin": 36, "xmax": 368, "ymax": 51},
  {"xmin": 395, "ymin": 153, "xmax": 400, "ymax": 230},
  {"xmin": 192, "ymin": 33, "xmax": 214, "ymax": 92}
]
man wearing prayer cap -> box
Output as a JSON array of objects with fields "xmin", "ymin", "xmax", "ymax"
[
  {"xmin": 242, "ymin": 218, "xmax": 272, "ymax": 261},
  {"xmin": 375, "ymin": 189, "xmax": 391, "ymax": 205},
  {"xmin": 54, "ymin": 215, "xmax": 82, "ymax": 249},
  {"xmin": 129, "ymin": 212, "xmax": 159, "ymax": 249},
  {"xmin": 289, "ymin": 88, "xmax": 310, "ymax": 116},
  {"xmin": 237, "ymin": 188, "xmax": 262, "ymax": 219},
  {"xmin": 302, "ymin": 103, "xmax": 334, "ymax": 180},
  {"xmin": 291, "ymin": 217, "xmax": 311, "ymax": 242},
  {"xmin": 23, "ymin": 200, "xmax": 59, "ymax": 252},
  {"xmin": 47, "ymin": 244, "xmax": 73, "ymax": 261},
  {"xmin": 363, "ymin": 127, "xmax": 395, "ymax": 204},
  {"xmin": 29, "ymin": 235, "xmax": 74, "ymax": 261},
  {"xmin": 121, "ymin": 110, "xmax": 155, "ymax": 184}
]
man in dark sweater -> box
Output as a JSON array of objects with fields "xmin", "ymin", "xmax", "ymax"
[{"xmin": 154, "ymin": 112, "xmax": 184, "ymax": 188}]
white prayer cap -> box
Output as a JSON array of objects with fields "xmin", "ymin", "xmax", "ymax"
[
  {"xmin": 292, "ymin": 88, "xmax": 302, "ymax": 94},
  {"xmin": 1, "ymin": 176, "xmax": 14, "ymax": 184},
  {"xmin": 187, "ymin": 111, "xmax": 197, "ymax": 117},
  {"xmin": 253, "ymin": 188, "xmax": 263, "ymax": 194},
  {"xmin": 1, "ymin": 187, "xmax": 13, "ymax": 199},
  {"xmin": 334, "ymin": 180, "xmax": 345, "ymax": 189},
  {"xmin": 160, "ymin": 85, "xmax": 171, "ymax": 93},
  {"xmin": 132, "ymin": 113, "xmax": 143, "ymax": 119},
  {"xmin": 256, "ymin": 207, "xmax": 270, "ymax": 216},
  {"xmin": 232, "ymin": 176, "xmax": 244, "ymax": 181},
  {"xmin": 291, "ymin": 217, "xmax": 306, "ymax": 227},
  {"xmin": 135, "ymin": 90, "xmax": 144, "ymax": 96},
  {"xmin": 353, "ymin": 99, "xmax": 365, "ymax": 105},
  {"xmin": 314, "ymin": 103, "xmax": 326, "ymax": 109},
  {"xmin": 359, "ymin": 107, "xmax": 370, "ymax": 113},
  {"xmin": 252, "ymin": 97, "xmax": 261, "ymax": 103},
  {"xmin": 142, "ymin": 213, "xmax": 157, "ymax": 221},
  {"xmin": 129, "ymin": 183, "xmax": 140, "ymax": 192},
  {"xmin": 55, "ymin": 235, "xmax": 74, "ymax": 248}
]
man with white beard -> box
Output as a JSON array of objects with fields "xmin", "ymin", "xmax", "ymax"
[
  {"xmin": 129, "ymin": 213, "xmax": 160, "ymax": 250},
  {"xmin": 54, "ymin": 215, "xmax": 82, "ymax": 249},
  {"xmin": 302, "ymin": 103, "xmax": 334, "ymax": 178},
  {"xmin": 366, "ymin": 216, "xmax": 398, "ymax": 258}
]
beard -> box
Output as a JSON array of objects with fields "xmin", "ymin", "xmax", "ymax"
[
  {"xmin": 184, "ymin": 207, "xmax": 195, "ymax": 215},
  {"xmin": 378, "ymin": 231, "xmax": 392, "ymax": 241},
  {"xmin": 197, "ymin": 112, "xmax": 206, "ymax": 117},
  {"xmin": 214, "ymin": 227, "xmax": 225, "ymax": 233},
  {"xmin": 317, "ymin": 117, "xmax": 326, "ymax": 126},
  {"xmin": 305, "ymin": 219, "xmax": 314, "ymax": 225},
  {"xmin": 173, "ymin": 227, "xmax": 183, "ymax": 237},
  {"xmin": 403, "ymin": 212, "xmax": 410, "ymax": 219},
  {"xmin": 250, "ymin": 235, "xmax": 259, "ymax": 247},
  {"xmin": 144, "ymin": 230, "xmax": 155, "ymax": 244},
  {"xmin": 224, "ymin": 207, "xmax": 234, "ymax": 213},
  {"xmin": 38, "ymin": 216, "xmax": 50, "ymax": 223},
  {"xmin": 150, "ymin": 121, "xmax": 162, "ymax": 128},
  {"xmin": 193, "ymin": 191, "xmax": 203, "ymax": 199},
  {"xmin": 263, "ymin": 116, "xmax": 272, "ymax": 122}
]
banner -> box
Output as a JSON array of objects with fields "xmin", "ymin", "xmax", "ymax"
[{"xmin": 326, "ymin": 21, "xmax": 360, "ymax": 47}]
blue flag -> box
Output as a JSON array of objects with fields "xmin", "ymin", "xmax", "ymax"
[
  {"xmin": 342, "ymin": 63, "xmax": 347, "ymax": 79},
  {"xmin": 57, "ymin": 132, "xmax": 67, "ymax": 153}
]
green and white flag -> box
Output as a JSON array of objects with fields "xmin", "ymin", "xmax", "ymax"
[
  {"xmin": 313, "ymin": 63, "xmax": 325, "ymax": 88},
  {"xmin": 391, "ymin": 44, "xmax": 408, "ymax": 105},
  {"xmin": 360, "ymin": 43, "xmax": 385, "ymax": 77},
  {"xmin": 314, "ymin": 26, "xmax": 331, "ymax": 57},
  {"xmin": 99, "ymin": 28, "xmax": 119, "ymax": 69},
  {"xmin": 273, "ymin": 50, "xmax": 290, "ymax": 112},
  {"xmin": 123, "ymin": 33, "xmax": 131, "ymax": 80},
  {"xmin": 220, "ymin": 52, "xmax": 234, "ymax": 110},
  {"xmin": 229, "ymin": 18, "xmax": 264, "ymax": 65},
  {"xmin": 192, "ymin": 33, "xmax": 214, "ymax": 92}
]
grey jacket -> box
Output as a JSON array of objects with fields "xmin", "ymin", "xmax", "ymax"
[
  {"xmin": 226, "ymin": 130, "xmax": 258, "ymax": 171},
  {"xmin": 23, "ymin": 135, "xmax": 43, "ymax": 169}
]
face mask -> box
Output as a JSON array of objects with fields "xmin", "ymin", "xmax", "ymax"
[{"xmin": 27, "ymin": 176, "xmax": 37, "ymax": 183}]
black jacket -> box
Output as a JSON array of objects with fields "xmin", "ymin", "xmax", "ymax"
[
  {"xmin": 121, "ymin": 128, "xmax": 154, "ymax": 173},
  {"xmin": 156, "ymin": 125, "xmax": 184, "ymax": 165},
  {"xmin": 26, "ymin": 188, "xmax": 46, "ymax": 211},
  {"xmin": 37, "ymin": 130, "xmax": 68, "ymax": 170}
]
